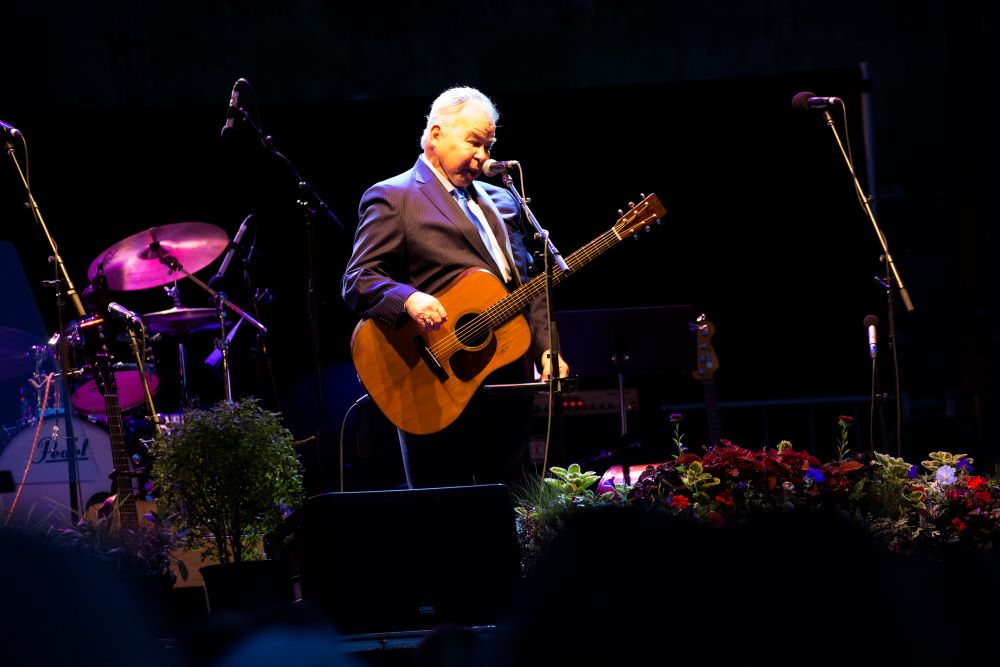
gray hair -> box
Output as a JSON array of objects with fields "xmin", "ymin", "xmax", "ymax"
[{"xmin": 419, "ymin": 86, "xmax": 499, "ymax": 149}]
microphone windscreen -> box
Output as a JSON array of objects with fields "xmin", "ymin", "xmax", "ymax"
[
  {"xmin": 791, "ymin": 91, "xmax": 816, "ymax": 111},
  {"xmin": 863, "ymin": 314, "xmax": 879, "ymax": 328}
]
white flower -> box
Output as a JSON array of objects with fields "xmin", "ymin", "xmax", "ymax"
[{"xmin": 935, "ymin": 465, "xmax": 957, "ymax": 487}]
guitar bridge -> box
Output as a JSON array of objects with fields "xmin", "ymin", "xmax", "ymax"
[{"xmin": 415, "ymin": 337, "xmax": 449, "ymax": 382}]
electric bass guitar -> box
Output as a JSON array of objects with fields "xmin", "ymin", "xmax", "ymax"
[
  {"xmin": 351, "ymin": 193, "xmax": 667, "ymax": 434},
  {"xmin": 692, "ymin": 315, "xmax": 723, "ymax": 447},
  {"xmin": 86, "ymin": 319, "xmax": 149, "ymax": 530}
]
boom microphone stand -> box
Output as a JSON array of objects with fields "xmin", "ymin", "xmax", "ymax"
[
  {"xmin": 221, "ymin": 77, "xmax": 342, "ymax": 448},
  {"xmin": 797, "ymin": 92, "xmax": 914, "ymax": 457},
  {"xmin": 5, "ymin": 129, "xmax": 86, "ymax": 521}
]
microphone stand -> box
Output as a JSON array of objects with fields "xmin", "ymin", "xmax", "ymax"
[
  {"xmin": 497, "ymin": 168, "xmax": 569, "ymax": 474},
  {"xmin": 226, "ymin": 91, "xmax": 342, "ymax": 449},
  {"xmin": 6, "ymin": 135, "xmax": 86, "ymax": 522},
  {"xmin": 124, "ymin": 323, "xmax": 163, "ymax": 439},
  {"xmin": 820, "ymin": 106, "xmax": 913, "ymax": 458},
  {"xmin": 4, "ymin": 137, "xmax": 86, "ymax": 318}
]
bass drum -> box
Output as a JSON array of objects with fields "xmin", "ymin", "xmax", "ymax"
[{"xmin": 0, "ymin": 414, "xmax": 114, "ymax": 529}]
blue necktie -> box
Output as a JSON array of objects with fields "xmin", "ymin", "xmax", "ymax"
[{"xmin": 453, "ymin": 188, "xmax": 509, "ymax": 279}]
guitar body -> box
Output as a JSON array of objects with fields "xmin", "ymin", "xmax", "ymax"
[
  {"xmin": 84, "ymin": 495, "xmax": 158, "ymax": 530},
  {"xmin": 351, "ymin": 269, "xmax": 531, "ymax": 435}
]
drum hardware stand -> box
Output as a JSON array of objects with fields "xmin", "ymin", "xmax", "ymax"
[
  {"xmin": 6, "ymin": 134, "xmax": 88, "ymax": 522},
  {"xmin": 155, "ymin": 253, "xmax": 266, "ymax": 402},
  {"xmin": 163, "ymin": 281, "xmax": 194, "ymax": 409},
  {"xmin": 40, "ymin": 276, "xmax": 86, "ymax": 521}
]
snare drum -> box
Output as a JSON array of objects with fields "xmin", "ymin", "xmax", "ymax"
[
  {"xmin": 63, "ymin": 315, "xmax": 160, "ymax": 414},
  {"xmin": 0, "ymin": 414, "xmax": 114, "ymax": 528}
]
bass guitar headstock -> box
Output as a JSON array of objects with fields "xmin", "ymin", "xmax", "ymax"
[
  {"xmin": 691, "ymin": 314, "xmax": 720, "ymax": 383},
  {"xmin": 86, "ymin": 318, "xmax": 119, "ymax": 399}
]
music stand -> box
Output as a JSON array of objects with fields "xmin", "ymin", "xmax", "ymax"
[{"xmin": 555, "ymin": 305, "xmax": 695, "ymax": 479}]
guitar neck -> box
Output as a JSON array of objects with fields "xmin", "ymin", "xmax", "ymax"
[
  {"xmin": 105, "ymin": 391, "xmax": 139, "ymax": 530},
  {"xmin": 702, "ymin": 379, "xmax": 724, "ymax": 447},
  {"xmin": 484, "ymin": 227, "xmax": 622, "ymax": 327}
]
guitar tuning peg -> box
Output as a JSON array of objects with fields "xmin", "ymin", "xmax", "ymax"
[
  {"xmin": 617, "ymin": 208, "xmax": 624, "ymax": 217},
  {"xmin": 645, "ymin": 225, "xmax": 651, "ymax": 232},
  {"xmin": 639, "ymin": 192, "xmax": 646, "ymax": 199},
  {"xmin": 655, "ymin": 218, "xmax": 663, "ymax": 225},
  {"xmin": 628, "ymin": 201, "xmax": 636, "ymax": 209},
  {"xmin": 632, "ymin": 233, "xmax": 640, "ymax": 241}
]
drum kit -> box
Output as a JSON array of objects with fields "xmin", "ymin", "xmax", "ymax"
[{"xmin": 0, "ymin": 220, "xmax": 265, "ymax": 527}]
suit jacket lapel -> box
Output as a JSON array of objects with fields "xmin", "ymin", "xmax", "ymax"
[
  {"xmin": 413, "ymin": 158, "xmax": 506, "ymax": 276},
  {"xmin": 468, "ymin": 181, "xmax": 518, "ymax": 283}
]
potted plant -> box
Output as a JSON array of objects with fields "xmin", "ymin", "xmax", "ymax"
[{"xmin": 149, "ymin": 397, "xmax": 304, "ymax": 611}]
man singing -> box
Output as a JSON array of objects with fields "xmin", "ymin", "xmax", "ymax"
[{"xmin": 342, "ymin": 86, "xmax": 568, "ymax": 488}]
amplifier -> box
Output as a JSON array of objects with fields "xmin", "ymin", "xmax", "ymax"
[{"xmin": 532, "ymin": 388, "xmax": 639, "ymax": 416}]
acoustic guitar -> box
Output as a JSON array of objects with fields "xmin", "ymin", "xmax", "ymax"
[
  {"xmin": 692, "ymin": 315, "xmax": 723, "ymax": 447},
  {"xmin": 351, "ymin": 193, "xmax": 667, "ymax": 434}
]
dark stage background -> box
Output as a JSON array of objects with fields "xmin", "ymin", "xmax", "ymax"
[{"xmin": 1, "ymin": 1, "xmax": 997, "ymax": 492}]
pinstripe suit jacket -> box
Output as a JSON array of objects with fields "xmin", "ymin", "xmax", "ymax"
[{"xmin": 342, "ymin": 156, "xmax": 550, "ymax": 360}]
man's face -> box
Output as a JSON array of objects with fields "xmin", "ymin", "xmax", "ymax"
[{"xmin": 427, "ymin": 102, "xmax": 495, "ymax": 188}]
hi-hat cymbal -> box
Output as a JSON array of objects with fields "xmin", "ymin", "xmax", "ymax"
[
  {"xmin": 87, "ymin": 222, "xmax": 229, "ymax": 292},
  {"xmin": 0, "ymin": 327, "xmax": 44, "ymax": 381},
  {"xmin": 142, "ymin": 307, "xmax": 221, "ymax": 335}
]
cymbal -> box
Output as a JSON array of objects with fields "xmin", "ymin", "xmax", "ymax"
[
  {"xmin": 87, "ymin": 222, "xmax": 229, "ymax": 292},
  {"xmin": 0, "ymin": 327, "xmax": 44, "ymax": 381},
  {"xmin": 142, "ymin": 307, "xmax": 221, "ymax": 335}
]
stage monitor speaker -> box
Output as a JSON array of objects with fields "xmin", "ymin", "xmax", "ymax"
[{"xmin": 274, "ymin": 484, "xmax": 520, "ymax": 635}]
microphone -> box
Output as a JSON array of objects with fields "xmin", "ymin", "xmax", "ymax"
[
  {"xmin": 864, "ymin": 314, "xmax": 879, "ymax": 359},
  {"xmin": 220, "ymin": 78, "xmax": 250, "ymax": 138},
  {"xmin": 482, "ymin": 159, "xmax": 519, "ymax": 177},
  {"xmin": 1, "ymin": 119, "xmax": 22, "ymax": 137},
  {"xmin": 210, "ymin": 214, "xmax": 253, "ymax": 288},
  {"xmin": 791, "ymin": 91, "xmax": 842, "ymax": 111},
  {"xmin": 108, "ymin": 302, "xmax": 143, "ymax": 326}
]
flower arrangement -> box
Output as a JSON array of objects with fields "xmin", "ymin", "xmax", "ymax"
[
  {"xmin": 51, "ymin": 503, "xmax": 177, "ymax": 578},
  {"xmin": 513, "ymin": 463, "xmax": 627, "ymax": 571},
  {"xmin": 865, "ymin": 450, "xmax": 1000, "ymax": 555},
  {"xmin": 514, "ymin": 413, "xmax": 1000, "ymax": 566}
]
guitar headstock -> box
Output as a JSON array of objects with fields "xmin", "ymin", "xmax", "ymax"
[
  {"xmin": 89, "ymin": 324, "xmax": 119, "ymax": 398},
  {"xmin": 691, "ymin": 314, "xmax": 720, "ymax": 382},
  {"xmin": 613, "ymin": 193, "xmax": 667, "ymax": 239}
]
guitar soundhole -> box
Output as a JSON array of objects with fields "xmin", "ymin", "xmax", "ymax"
[{"xmin": 454, "ymin": 312, "xmax": 490, "ymax": 348}]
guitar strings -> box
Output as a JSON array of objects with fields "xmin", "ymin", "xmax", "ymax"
[{"xmin": 426, "ymin": 228, "xmax": 621, "ymax": 359}]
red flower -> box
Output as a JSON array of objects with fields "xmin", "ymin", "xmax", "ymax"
[
  {"xmin": 838, "ymin": 415, "xmax": 854, "ymax": 424},
  {"xmin": 671, "ymin": 495, "xmax": 690, "ymax": 509},
  {"xmin": 715, "ymin": 490, "xmax": 734, "ymax": 508},
  {"xmin": 967, "ymin": 476, "xmax": 988, "ymax": 491},
  {"xmin": 707, "ymin": 512, "xmax": 725, "ymax": 528},
  {"xmin": 952, "ymin": 517, "xmax": 967, "ymax": 532}
]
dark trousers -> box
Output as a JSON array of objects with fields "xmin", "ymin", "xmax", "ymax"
[{"xmin": 398, "ymin": 361, "xmax": 536, "ymax": 489}]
